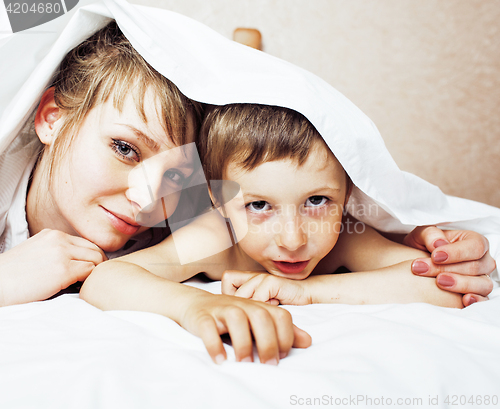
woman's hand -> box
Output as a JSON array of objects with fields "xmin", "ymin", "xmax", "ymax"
[
  {"xmin": 179, "ymin": 287, "xmax": 312, "ymax": 365},
  {"xmin": 221, "ymin": 270, "xmax": 312, "ymax": 306},
  {"xmin": 405, "ymin": 226, "xmax": 496, "ymax": 306},
  {"xmin": 0, "ymin": 229, "xmax": 107, "ymax": 306}
]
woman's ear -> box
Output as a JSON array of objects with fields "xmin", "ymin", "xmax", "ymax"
[{"xmin": 34, "ymin": 87, "xmax": 61, "ymax": 145}]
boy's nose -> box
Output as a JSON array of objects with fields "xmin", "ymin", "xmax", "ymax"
[{"xmin": 275, "ymin": 219, "xmax": 307, "ymax": 251}]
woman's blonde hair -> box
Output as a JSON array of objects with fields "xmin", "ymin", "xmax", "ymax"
[{"xmin": 39, "ymin": 20, "xmax": 203, "ymax": 182}]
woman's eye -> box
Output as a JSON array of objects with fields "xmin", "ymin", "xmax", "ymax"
[
  {"xmin": 305, "ymin": 196, "xmax": 328, "ymax": 207},
  {"xmin": 112, "ymin": 140, "xmax": 140, "ymax": 162},
  {"xmin": 246, "ymin": 201, "xmax": 271, "ymax": 212},
  {"xmin": 164, "ymin": 170, "xmax": 185, "ymax": 185}
]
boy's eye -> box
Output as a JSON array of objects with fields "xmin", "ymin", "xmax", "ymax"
[
  {"xmin": 305, "ymin": 196, "xmax": 328, "ymax": 207},
  {"xmin": 164, "ymin": 169, "xmax": 185, "ymax": 185},
  {"xmin": 112, "ymin": 139, "xmax": 140, "ymax": 162},
  {"xmin": 246, "ymin": 201, "xmax": 271, "ymax": 212}
]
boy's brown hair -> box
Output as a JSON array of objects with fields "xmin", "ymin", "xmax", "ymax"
[{"xmin": 199, "ymin": 104, "xmax": 324, "ymax": 181}]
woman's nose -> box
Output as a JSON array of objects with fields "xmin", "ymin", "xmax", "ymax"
[
  {"xmin": 127, "ymin": 161, "xmax": 166, "ymax": 213},
  {"xmin": 274, "ymin": 217, "xmax": 307, "ymax": 251}
]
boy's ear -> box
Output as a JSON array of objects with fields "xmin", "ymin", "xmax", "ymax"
[{"xmin": 34, "ymin": 87, "xmax": 61, "ymax": 145}]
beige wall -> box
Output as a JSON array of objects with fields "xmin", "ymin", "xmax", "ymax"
[{"xmin": 131, "ymin": 0, "xmax": 500, "ymax": 208}]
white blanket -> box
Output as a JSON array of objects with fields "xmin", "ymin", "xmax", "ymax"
[
  {"xmin": 0, "ymin": 284, "xmax": 499, "ymax": 409},
  {"xmin": 1, "ymin": 1, "xmax": 500, "ymax": 407}
]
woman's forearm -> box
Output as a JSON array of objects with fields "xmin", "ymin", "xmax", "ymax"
[{"xmin": 306, "ymin": 261, "xmax": 463, "ymax": 308}]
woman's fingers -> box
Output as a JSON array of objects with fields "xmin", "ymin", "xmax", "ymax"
[
  {"xmin": 67, "ymin": 243, "xmax": 107, "ymax": 267},
  {"xmin": 68, "ymin": 235, "xmax": 108, "ymax": 262},
  {"xmin": 434, "ymin": 272, "xmax": 494, "ymax": 298},
  {"xmin": 404, "ymin": 225, "xmax": 447, "ymax": 252},
  {"xmin": 67, "ymin": 260, "xmax": 97, "ymax": 284},
  {"xmin": 412, "ymin": 256, "xmax": 496, "ymax": 278},
  {"xmin": 433, "ymin": 230, "xmax": 490, "ymax": 265},
  {"xmin": 412, "ymin": 257, "xmax": 495, "ymax": 298},
  {"xmin": 463, "ymin": 293, "xmax": 489, "ymax": 307},
  {"xmin": 407, "ymin": 227, "xmax": 495, "ymax": 275}
]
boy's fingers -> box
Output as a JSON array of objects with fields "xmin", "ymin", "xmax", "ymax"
[
  {"xmin": 251, "ymin": 278, "xmax": 281, "ymax": 303},
  {"xmin": 247, "ymin": 308, "xmax": 280, "ymax": 365},
  {"xmin": 221, "ymin": 270, "xmax": 261, "ymax": 295},
  {"xmin": 197, "ymin": 315, "xmax": 227, "ymax": 364},
  {"xmin": 433, "ymin": 231, "xmax": 491, "ymax": 266},
  {"xmin": 220, "ymin": 307, "xmax": 254, "ymax": 362},
  {"xmin": 435, "ymin": 272, "xmax": 494, "ymax": 297},
  {"xmin": 267, "ymin": 307, "xmax": 294, "ymax": 358},
  {"xmin": 234, "ymin": 276, "xmax": 267, "ymax": 300},
  {"xmin": 463, "ymin": 293, "xmax": 489, "ymax": 307},
  {"xmin": 292, "ymin": 325, "xmax": 312, "ymax": 349}
]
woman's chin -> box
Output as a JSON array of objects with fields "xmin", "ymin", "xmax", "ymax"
[{"xmin": 85, "ymin": 234, "xmax": 128, "ymax": 254}]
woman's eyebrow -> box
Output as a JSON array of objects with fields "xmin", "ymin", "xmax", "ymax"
[{"xmin": 118, "ymin": 124, "xmax": 161, "ymax": 152}]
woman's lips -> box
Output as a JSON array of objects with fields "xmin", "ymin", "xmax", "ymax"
[
  {"xmin": 273, "ymin": 260, "xmax": 310, "ymax": 275},
  {"xmin": 102, "ymin": 207, "xmax": 141, "ymax": 235}
]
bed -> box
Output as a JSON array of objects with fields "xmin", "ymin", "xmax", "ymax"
[
  {"xmin": 1, "ymin": 0, "xmax": 499, "ymax": 408},
  {"xmin": 0, "ymin": 278, "xmax": 499, "ymax": 408}
]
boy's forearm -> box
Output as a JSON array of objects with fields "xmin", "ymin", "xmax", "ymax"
[
  {"xmin": 80, "ymin": 260, "xmax": 207, "ymax": 324},
  {"xmin": 305, "ymin": 261, "xmax": 463, "ymax": 308}
]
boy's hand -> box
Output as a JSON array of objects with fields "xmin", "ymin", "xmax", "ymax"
[
  {"xmin": 405, "ymin": 226, "xmax": 496, "ymax": 306},
  {"xmin": 180, "ymin": 289, "xmax": 311, "ymax": 365},
  {"xmin": 222, "ymin": 270, "xmax": 312, "ymax": 306}
]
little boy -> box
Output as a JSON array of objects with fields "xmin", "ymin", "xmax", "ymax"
[{"xmin": 91, "ymin": 103, "xmax": 462, "ymax": 308}]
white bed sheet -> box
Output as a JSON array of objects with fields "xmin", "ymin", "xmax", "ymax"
[{"xmin": 0, "ymin": 282, "xmax": 499, "ymax": 409}]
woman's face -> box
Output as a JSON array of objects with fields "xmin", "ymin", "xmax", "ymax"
[{"xmin": 37, "ymin": 89, "xmax": 196, "ymax": 252}]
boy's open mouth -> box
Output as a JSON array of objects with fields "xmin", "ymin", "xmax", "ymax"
[{"xmin": 273, "ymin": 260, "xmax": 309, "ymax": 275}]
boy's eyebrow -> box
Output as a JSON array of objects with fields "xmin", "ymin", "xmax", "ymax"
[
  {"xmin": 118, "ymin": 124, "xmax": 161, "ymax": 152},
  {"xmin": 242, "ymin": 187, "xmax": 342, "ymax": 201}
]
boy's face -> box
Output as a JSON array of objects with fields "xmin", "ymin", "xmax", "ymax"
[
  {"xmin": 222, "ymin": 141, "xmax": 348, "ymax": 280},
  {"xmin": 43, "ymin": 89, "xmax": 196, "ymax": 252}
]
